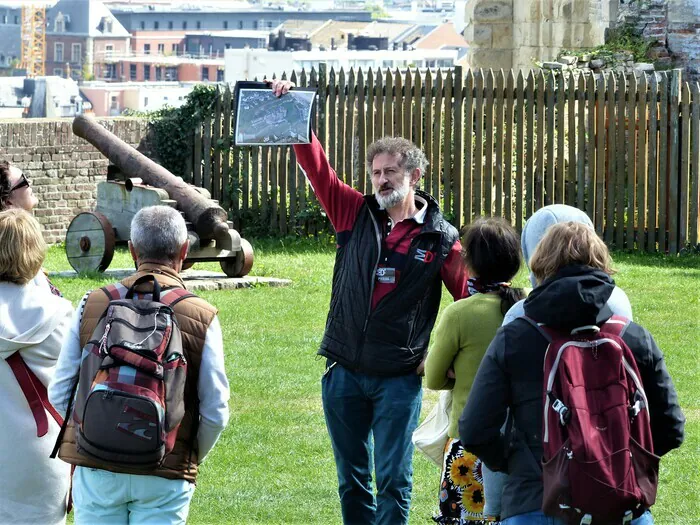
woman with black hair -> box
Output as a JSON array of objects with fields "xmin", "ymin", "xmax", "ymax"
[
  {"xmin": 0, "ymin": 160, "xmax": 61, "ymax": 296},
  {"xmin": 425, "ymin": 217, "xmax": 525, "ymax": 524}
]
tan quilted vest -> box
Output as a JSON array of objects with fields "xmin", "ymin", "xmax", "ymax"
[{"xmin": 57, "ymin": 264, "xmax": 218, "ymax": 483}]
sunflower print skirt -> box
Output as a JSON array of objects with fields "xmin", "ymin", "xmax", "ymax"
[{"xmin": 432, "ymin": 438, "xmax": 489, "ymax": 525}]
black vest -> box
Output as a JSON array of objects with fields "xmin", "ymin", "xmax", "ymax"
[{"xmin": 320, "ymin": 191, "xmax": 459, "ymax": 376}]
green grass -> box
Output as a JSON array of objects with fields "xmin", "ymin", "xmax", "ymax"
[{"xmin": 47, "ymin": 240, "xmax": 699, "ymax": 525}]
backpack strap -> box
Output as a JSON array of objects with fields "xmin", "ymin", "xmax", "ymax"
[
  {"xmin": 599, "ymin": 315, "xmax": 631, "ymax": 338},
  {"xmin": 6, "ymin": 352, "xmax": 63, "ymax": 437},
  {"xmin": 522, "ymin": 316, "xmax": 552, "ymax": 342},
  {"xmin": 160, "ymin": 287, "xmax": 196, "ymax": 307}
]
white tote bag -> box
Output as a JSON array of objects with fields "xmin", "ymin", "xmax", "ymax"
[{"xmin": 412, "ymin": 390, "xmax": 452, "ymax": 467}]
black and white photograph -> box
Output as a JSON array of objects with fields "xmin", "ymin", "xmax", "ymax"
[{"xmin": 233, "ymin": 82, "xmax": 316, "ymax": 146}]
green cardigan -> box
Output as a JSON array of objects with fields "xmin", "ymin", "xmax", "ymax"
[{"xmin": 424, "ymin": 294, "xmax": 506, "ymax": 438}]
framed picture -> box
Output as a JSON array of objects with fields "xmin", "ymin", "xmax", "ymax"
[{"xmin": 233, "ymin": 81, "xmax": 316, "ymax": 146}]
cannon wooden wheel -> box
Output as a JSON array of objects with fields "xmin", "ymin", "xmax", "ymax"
[
  {"xmin": 65, "ymin": 211, "xmax": 115, "ymax": 274},
  {"xmin": 220, "ymin": 238, "xmax": 254, "ymax": 277}
]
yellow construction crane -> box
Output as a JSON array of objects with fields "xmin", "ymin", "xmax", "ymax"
[{"xmin": 20, "ymin": 4, "xmax": 46, "ymax": 77}]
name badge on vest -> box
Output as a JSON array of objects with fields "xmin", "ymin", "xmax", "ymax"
[{"xmin": 376, "ymin": 267, "xmax": 396, "ymax": 284}]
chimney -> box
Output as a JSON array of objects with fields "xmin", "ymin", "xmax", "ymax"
[
  {"xmin": 347, "ymin": 33, "xmax": 354, "ymax": 48},
  {"xmin": 278, "ymin": 30, "xmax": 286, "ymax": 50},
  {"xmin": 331, "ymin": 37, "xmax": 336, "ymax": 50}
]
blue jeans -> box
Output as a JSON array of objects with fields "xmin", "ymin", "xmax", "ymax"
[
  {"xmin": 501, "ymin": 510, "xmax": 654, "ymax": 525},
  {"xmin": 72, "ymin": 467, "xmax": 195, "ymax": 524},
  {"xmin": 322, "ymin": 362, "xmax": 423, "ymax": 525}
]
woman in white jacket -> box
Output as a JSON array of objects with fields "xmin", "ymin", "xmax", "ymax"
[{"xmin": 0, "ymin": 209, "xmax": 73, "ymax": 525}]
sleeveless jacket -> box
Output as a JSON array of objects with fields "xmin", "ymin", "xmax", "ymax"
[
  {"xmin": 321, "ymin": 191, "xmax": 459, "ymax": 376},
  {"xmin": 57, "ymin": 264, "xmax": 217, "ymax": 483}
]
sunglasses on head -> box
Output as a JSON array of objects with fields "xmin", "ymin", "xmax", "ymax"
[{"xmin": 10, "ymin": 173, "xmax": 29, "ymax": 192}]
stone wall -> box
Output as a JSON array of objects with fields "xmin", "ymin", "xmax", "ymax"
[
  {"xmin": 462, "ymin": 0, "xmax": 700, "ymax": 80},
  {"xmin": 667, "ymin": 0, "xmax": 700, "ymax": 79},
  {"xmin": 0, "ymin": 118, "xmax": 149, "ymax": 244},
  {"xmin": 463, "ymin": 0, "xmax": 612, "ymax": 70}
]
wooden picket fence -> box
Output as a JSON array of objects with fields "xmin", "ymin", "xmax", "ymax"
[{"xmin": 187, "ymin": 66, "xmax": 700, "ymax": 254}]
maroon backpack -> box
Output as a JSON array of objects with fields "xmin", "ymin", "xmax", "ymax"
[{"xmin": 527, "ymin": 315, "xmax": 660, "ymax": 525}]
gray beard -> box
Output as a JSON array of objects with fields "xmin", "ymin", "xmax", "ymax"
[{"xmin": 375, "ymin": 185, "xmax": 409, "ymax": 209}]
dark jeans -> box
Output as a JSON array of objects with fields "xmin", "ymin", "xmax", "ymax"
[
  {"xmin": 501, "ymin": 510, "xmax": 654, "ymax": 525},
  {"xmin": 322, "ymin": 362, "xmax": 423, "ymax": 525}
]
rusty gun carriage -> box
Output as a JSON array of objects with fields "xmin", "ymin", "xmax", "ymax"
[{"xmin": 66, "ymin": 115, "xmax": 253, "ymax": 277}]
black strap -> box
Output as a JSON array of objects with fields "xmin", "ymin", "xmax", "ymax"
[
  {"xmin": 50, "ymin": 378, "xmax": 78, "ymax": 459},
  {"xmin": 521, "ymin": 316, "xmax": 551, "ymax": 342},
  {"xmin": 125, "ymin": 274, "xmax": 162, "ymax": 301}
]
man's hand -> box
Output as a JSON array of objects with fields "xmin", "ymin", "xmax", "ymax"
[{"xmin": 267, "ymin": 79, "xmax": 295, "ymax": 97}]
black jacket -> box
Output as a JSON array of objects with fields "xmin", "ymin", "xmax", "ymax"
[
  {"xmin": 320, "ymin": 191, "xmax": 459, "ymax": 376},
  {"xmin": 458, "ymin": 265, "xmax": 685, "ymax": 520}
]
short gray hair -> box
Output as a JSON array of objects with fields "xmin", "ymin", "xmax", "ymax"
[
  {"xmin": 365, "ymin": 137, "xmax": 429, "ymax": 174},
  {"xmin": 130, "ymin": 205, "xmax": 188, "ymax": 262}
]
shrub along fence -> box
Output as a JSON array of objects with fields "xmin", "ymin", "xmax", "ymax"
[{"xmin": 186, "ymin": 66, "xmax": 700, "ymax": 254}]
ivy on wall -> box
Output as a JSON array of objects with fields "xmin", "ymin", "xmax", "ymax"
[{"xmin": 127, "ymin": 84, "xmax": 219, "ymax": 180}]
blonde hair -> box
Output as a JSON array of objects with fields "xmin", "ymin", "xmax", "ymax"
[
  {"xmin": 0, "ymin": 209, "xmax": 46, "ymax": 284},
  {"xmin": 530, "ymin": 221, "xmax": 615, "ymax": 284}
]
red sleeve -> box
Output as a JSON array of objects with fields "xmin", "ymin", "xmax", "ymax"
[
  {"xmin": 441, "ymin": 239, "xmax": 470, "ymax": 300},
  {"xmin": 293, "ymin": 133, "xmax": 364, "ymax": 233}
]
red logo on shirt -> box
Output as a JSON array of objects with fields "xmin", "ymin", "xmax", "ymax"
[{"xmin": 415, "ymin": 249, "xmax": 435, "ymax": 263}]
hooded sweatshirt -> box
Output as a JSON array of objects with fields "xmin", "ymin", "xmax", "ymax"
[
  {"xmin": 503, "ymin": 204, "xmax": 633, "ymax": 324},
  {"xmin": 0, "ymin": 281, "xmax": 73, "ymax": 525},
  {"xmin": 458, "ymin": 266, "xmax": 685, "ymax": 520}
]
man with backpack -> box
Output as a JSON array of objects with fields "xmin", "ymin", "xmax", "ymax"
[
  {"xmin": 49, "ymin": 205, "xmax": 230, "ymax": 524},
  {"xmin": 459, "ymin": 222, "xmax": 685, "ymax": 525}
]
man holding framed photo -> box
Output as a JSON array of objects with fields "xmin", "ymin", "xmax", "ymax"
[{"xmin": 269, "ymin": 80, "xmax": 469, "ymax": 525}]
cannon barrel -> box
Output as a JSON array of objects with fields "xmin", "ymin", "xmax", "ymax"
[{"xmin": 73, "ymin": 115, "xmax": 229, "ymax": 240}]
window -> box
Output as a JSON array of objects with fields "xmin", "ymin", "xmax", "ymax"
[
  {"xmin": 201, "ymin": 67, "xmax": 209, "ymax": 81},
  {"xmin": 55, "ymin": 18, "xmax": 64, "ymax": 32},
  {"xmin": 130, "ymin": 63, "xmax": 137, "ymax": 80},
  {"xmin": 217, "ymin": 69, "xmax": 224, "ymax": 82},
  {"xmin": 53, "ymin": 68, "xmax": 63, "ymax": 77},
  {"xmin": 140, "ymin": 21, "xmax": 145, "ymax": 30},
  {"xmin": 238, "ymin": 21, "xmax": 243, "ymax": 29},
  {"xmin": 54, "ymin": 42, "xmax": 64, "ymax": 63},
  {"xmin": 14, "ymin": 16, "xmax": 19, "ymax": 24},
  {"xmin": 143, "ymin": 64, "xmax": 150, "ymax": 80},
  {"xmin": 154, "ymin": 21, "xmax": 159, "ymax": 29},
  {"xmin": 105, "ymin": 44, "xmax": 113, "ymax": 58},
  {"xmin": 144, "ymin": 97, "xmax": 149, "ymax": 107},
  {"xmin": 157, "ymin": 43, "xmax": 165, "ymax": 54},
  {"xmin": 165, "ymin": 66, "xmax": 178, "ymax": 81},
  {"xmin": 144, "ymin": 43, "xmax": 151, "ymax": 55},
  {"xmin": 168, "ymin": 21, "xmax": 173, "ymax": 29},
  {"xmin": 182, "ymin": 21, "xmax": 187, "ymax": 30},
  {"xmin": 155, "ymin": 66, "xmax": 162, "ymax": 81},
  {"xmin": 104, "ymin": 63, "xmax": 116, "ymax": 79},
  {"xmin": 171, "ymin": 43, "xmax": 179, "ymax": 54},
  {"xmin": 267, "ymin": 21, "xmax": 273, "ymax": 29},
  {"xmin": 71, "ymin": 43, "xmax": 81, "ymax": 63},
  {"xmin": 208, "ymin": 44, "xmax": 213, "ymax": 55},
  {"xmin": 2, "ymin": 15, "xmax": 6, "ymax": 24},
  {"xmin": 253, "ymin": 21, "xmax": 258, "ymax": 29},
  {"xmin": 105, "ymin": 19, "xmax": 113, "ymax": 33},
  {"xmin": 225, "ymin": 43, "xmax": 231, "ymax": 49},
  {"xmin": 196, "ymin": 21, "xmax": 201, "ymax": 29},
  {"xmin": 223, "ymin": 21, "xmax": 228, "ymax": 29}
]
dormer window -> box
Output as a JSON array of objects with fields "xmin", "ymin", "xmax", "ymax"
[
  {"xmin": 99, "ymin": 16, "xmax": 113, "ymax": 33},
  {"xmin": 55, "ymin": 12, "xmax": 66, "ymax": 33}
]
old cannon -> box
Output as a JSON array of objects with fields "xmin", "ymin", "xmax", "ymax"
[{"xmin": 66, "ymin": 115, "xmax": 253, "ymax": 277}]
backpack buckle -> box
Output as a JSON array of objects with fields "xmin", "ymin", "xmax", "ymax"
[
  {"xmin": 629, "ymin": 390, "xmax": 647, "ymax": 418},
  {"xmin": 622, "ymin": 510, "xmax": 633, "ymax": 524},
  {"xmin": 551, "ymin": 398, "xmax": 571, "ymax": 425},
  {"xmin": 580, "ymin": 514, "xmax": 592, "ymax": 525}
]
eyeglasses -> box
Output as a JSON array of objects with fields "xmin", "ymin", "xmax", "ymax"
[{"xmin": 10, "ymin": 173, "xmax": 29, "ymax": 192}]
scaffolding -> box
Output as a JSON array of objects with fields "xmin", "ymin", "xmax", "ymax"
[{"xmin": 20, "ymin": 5, "xmax": 46, "ymax": 77}]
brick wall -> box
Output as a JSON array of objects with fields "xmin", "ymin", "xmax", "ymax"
[{"xmin": 0, "ymin": 118, "xmax": 149, "ymax": 244}]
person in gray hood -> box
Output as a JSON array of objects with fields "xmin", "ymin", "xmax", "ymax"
[{"xmin": 503, "ymin": 204, "xmax": 632, "ymax": 325}]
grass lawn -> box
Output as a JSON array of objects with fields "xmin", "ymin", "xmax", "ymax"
[{"xmin": 45, "ymin": 239, "xmax": 699, "ymax": 525}]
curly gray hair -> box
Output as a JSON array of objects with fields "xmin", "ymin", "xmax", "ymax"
[{"xmin": 365, "ymin": 137, "xmax": 428, "ymax": 174}]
